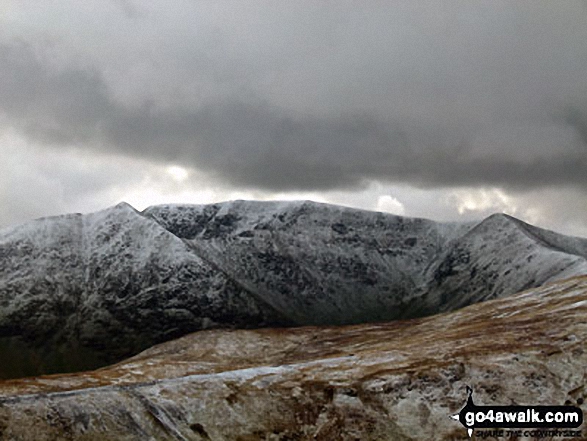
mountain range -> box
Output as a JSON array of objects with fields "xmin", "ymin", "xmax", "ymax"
[{"xmin": 0, "ymin": 200, "xmax": 586, "ymax": 378}]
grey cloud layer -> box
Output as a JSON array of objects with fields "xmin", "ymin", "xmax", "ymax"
[{"xmin": 1, "ymin": 1, "xmax": 587, "ymax": 192}]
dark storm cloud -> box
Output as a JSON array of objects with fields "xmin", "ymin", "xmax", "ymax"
[
  {"xmin": 1, "ymin": 0, "xmax": 587, "ymax": 192},
  {"xmin": 0, "ymin": 42, "xmax": 406, "ymax": 191}
]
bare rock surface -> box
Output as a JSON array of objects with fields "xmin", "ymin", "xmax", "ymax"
[
  {"xmin": 0, "ymin": 276, "xmax": 585, "ymax": 440},
  {"xmin": 0, "ymin": 200, "xmax": 586, "ymax": 377}
]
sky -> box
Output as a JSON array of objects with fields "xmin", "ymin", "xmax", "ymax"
[{"xmin": 0, "ymin": 1, "xmax": 586, "ymax": 237}]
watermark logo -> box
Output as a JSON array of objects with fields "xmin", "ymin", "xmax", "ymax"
[{"xmin": 450, "ymin": 386, "xmax": 583, "ymax": 438}]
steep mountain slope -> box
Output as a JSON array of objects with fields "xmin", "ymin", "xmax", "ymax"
[
  {"xmin": 0, "ymin": 200, "xmax": 586, "ymax": 378},
  {"xmin": 0, "ymin": 203, "xmax": 284, "ymax": 377},
  {"xmin": 0, "ymin": 276, "xmax": 585, "ymax": 440},
  {"xmin": 417, "ymin": 213, "xmax": 587, "ymax": 314}
]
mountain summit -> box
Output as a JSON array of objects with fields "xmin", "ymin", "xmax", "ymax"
[{"xmin": 0, "ymin": 200, "xmax": 586, "ymax": 377}]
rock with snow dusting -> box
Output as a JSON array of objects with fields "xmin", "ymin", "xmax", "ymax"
[
  {"xmin": 0, "ymin": 200, "xmax": 586, "ymax": 377},
  {"xmin": 0, "ymin": 276, "xmax": 586, "ymax": 440}
]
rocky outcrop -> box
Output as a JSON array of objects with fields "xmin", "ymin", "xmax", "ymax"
[
  {"xmin": 0, "ymin": 200, "xmax": 586, "ymax": 377},
  {"xmin": 0, "ymin": 276, "xmax": 585, "ymax": 440}
]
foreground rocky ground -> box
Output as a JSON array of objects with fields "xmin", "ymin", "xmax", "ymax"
[{"xmin": 0, "ymin": 276, "xmax": 586, "ymax": 440}]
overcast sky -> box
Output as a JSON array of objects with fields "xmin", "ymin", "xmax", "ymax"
[{"xmin": 1, "ymin": 1, "xmax": 586, "ymax": 237}]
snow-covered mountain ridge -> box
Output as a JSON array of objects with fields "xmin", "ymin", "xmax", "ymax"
[{"xmin": 0, "ymin": 200, "xmax": 586, "ymax": 378}]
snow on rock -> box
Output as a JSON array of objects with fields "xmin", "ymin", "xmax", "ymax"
[
  {"xmin": 0, "ymin": 276, "xmax": 586, "ymax": 440},
  {"xmin": 0, "ymin": 200, "xmax": 586, "ymax": 378}
]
